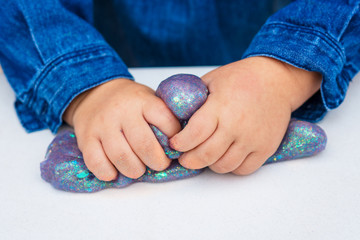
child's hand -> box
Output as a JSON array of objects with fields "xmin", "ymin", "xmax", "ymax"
[
  {"xmin": 170, "ymin": 57, "xmax": 321, "ymax": 175},
  {"xmin": 63, "ymin": 79, "xmax": 181, "ymax": 181}
]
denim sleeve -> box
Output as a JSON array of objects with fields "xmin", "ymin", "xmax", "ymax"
[
  {"xmin": 0, "ymin": 0, "xmax": 133, "ymax": 133},
  {"xmin": 243, "ymin": 0, "xmax": 360, "ymax": 122}
]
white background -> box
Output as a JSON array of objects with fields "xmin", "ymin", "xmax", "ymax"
[{"xmin": 1, "ymin": 67, "xmax": 359, "ymax": 240}]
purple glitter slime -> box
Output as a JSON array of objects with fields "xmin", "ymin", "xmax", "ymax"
[
  {"xmin": 156, "ymin": 74, "xmax": 208, "ymax": 120},
  {"xmin": 265, "ymin": 119, "xmax": 327, "ymax": 164},
  {"xmin": 150, "ymin": 125, "xmax": 182, "ymax": 159},
  {"xmin": 151, "ymin": 74, "xmax": 208, "ymax": 159},
  {"xmin": 41, "ymin": 131, "xmax": 202, "ymax": 193},
  {"xmin": 40, "ymin": 73, "xmax": 327, "ymax": 193}
]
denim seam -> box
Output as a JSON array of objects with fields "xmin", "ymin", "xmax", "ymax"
[
  {"xmin": 48, "ymin": 57, "xmax": 131, "ymax": 105},
  {"xmin": 18, "ymin": 0, "xmax": 45, "ymax": 65},
  {"xmin": 28, "ymin": 45, "xmax": 116, "ymax": 107},
  {"xmin": 26, "ymin": 25, "xmax": 45, "ymax": 65},
  {"xmin": 263, "ymin": 22, "xmax": 346, "ymax": 62},
  {"xmin": 49, "ymin": 72, "xmax": 133, "ymax": 109},
  {"xmin": 338, "ymin": 3, "xmax": 360, "ymax": 37}
]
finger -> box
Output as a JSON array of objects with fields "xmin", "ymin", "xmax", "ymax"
[
  {"xmin": 232, "ymin": 152, "xmax": 268, "ymax": 176},
  {"xmin": 209, "ymin": 142, "xmax": 249, "ymax": 174},
  {"xmin": 170, "ymin": 102, "xmax": 218, "ymax": 152},
  {"xmin": 179, "ymin": 129, "xmax": 233, "ymax": 169},
  {"xmin": 79, "ymin": 137, "xmax": 118, "ymax": 181},
  {"xmin": 101, "ymin": 129, "xmax": 146, "ymax": 179},
  {"xmin": 143, "ymin": 97, "xmax": 181, "ymax": 137},
  {"xmin": 123, "ymin": 117, "xmax": 171, "ymax": 171}
]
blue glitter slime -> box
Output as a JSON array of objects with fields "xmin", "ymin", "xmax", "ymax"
[{"xmin": 40, "ymin": 74, "xmax": 327, "ymax": 193}]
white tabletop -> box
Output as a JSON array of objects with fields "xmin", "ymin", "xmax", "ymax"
[{"xmin": 0, "ymin": 67, "xmax": 359, "ymax": 240}]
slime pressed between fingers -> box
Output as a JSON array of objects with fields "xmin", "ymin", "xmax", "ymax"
[{"xmin": 40, "ymin": 74, "xmax": 327, "ymax": 193}]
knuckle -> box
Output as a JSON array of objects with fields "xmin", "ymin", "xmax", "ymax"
[
  {"xmin": 111, "ymin": 151, "xmax": 130, "ymax": 165},
  {"xmin": 233, "ymin": 166, "xmax": 256, "ymax": 176},
  {"xmin": 221, "ymin": 123, "xmax": 237, "ymax": 139},
  {"xmin": 108, "ymin": 153, "xmax": 147, "ymax": 179},
  {"xmin": 83, "ymin": 154, "xmax": 103, "ymax": 171},
  {"xmin": 189, "ymin": 124, "xmax": 204, "ymax": 139},
  {"xmin": 170, "ymin": 136, "xmax": 188, "ymax": 152},
  {"xmin": 156, "ymin": 101, "xmax": 172, "ymax": 116},
  {"xmin": 181, "ymin": 153, "xmax": 209, "ymax": 169},
  {"xmin": 210, "ymin": 162, "xmax": 233, "ymax": 174},
  {"xmin": 138, "ymin": 139, "xmax": 166, "ymax": 165},
  {"xmin": 191, "ymin": 153, "xmax": 212, "ymax": 168},
  {"xmin": 76, "ymin": 134, "xmax": 95, "ymax": 152},
  {"xmin": 201, "ymin": 149, "xmax": 214, "ymax": 163},
  {"xmin": 136, "ymin": 137, "xmax": 153, "ymax": 152},
  {"xmin": 84, "ymin": 156, "xmax": 117, "ymax": 181},
  {"xmin": 141, "ymin": 143, "xmax": 158, "ymax": 160},
  {"xmin": 209, "ymin": 150, "xmax": 242, "ymax": 173}
]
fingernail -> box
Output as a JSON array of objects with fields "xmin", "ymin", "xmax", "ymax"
[
  {"xmin": 169, "ymin": 137, "xmax": 177, "ymax": 150},
  {"xmin": 178, "ymin": 154, "xmax": 189, "ymax": 167}
]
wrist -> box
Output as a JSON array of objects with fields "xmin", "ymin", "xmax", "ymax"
[
  {"xmin": 62, "ymin": 78, "xmax": 134, "ymax": 127},
  {"xmin": 278, "ymin": 59, "xmax": 322, "ymax": 111},
  {"xmin": 245, "ymin": 56, "xmax": 322, "ymax": 111},
  {"xmin": 63, "ymin": 90, "xmax": 90, "ymax": 127}
]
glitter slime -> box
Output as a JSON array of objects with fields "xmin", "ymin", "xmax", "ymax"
[
  {"xmin": 40, "ymin": 130, "xmax": 202, "ymax": 193},
  {"xmin": 40, "ymin": 74, "xmax": 327, "ymax": 193}
]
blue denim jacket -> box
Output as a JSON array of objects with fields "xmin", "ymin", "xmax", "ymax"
[{"xmin": 0, "ymin": 0, "xmax": 359, "ymax": 133}]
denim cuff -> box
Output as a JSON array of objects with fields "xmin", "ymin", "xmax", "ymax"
[
  {"xmin": 243, "ymin": 22, "xmax": 348, "ymax": 122},
  {"xmin": 15, "ymin": 45, "xmax": 133, "ymax": 133}
]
